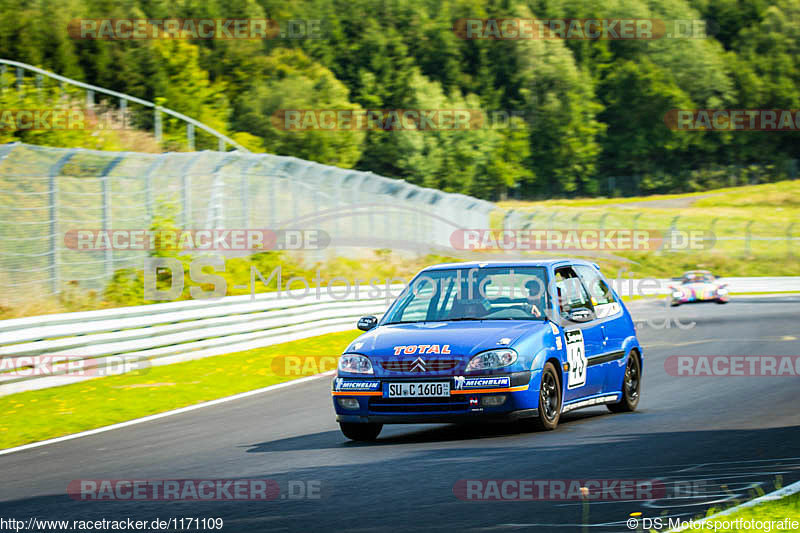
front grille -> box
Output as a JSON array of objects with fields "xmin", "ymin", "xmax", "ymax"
[
  {"xmin": 369, "ymin": 396, "xmax": 469, "ymax": 413},
  {"xmin": 380, "ymin": 359, "xmax": 459, "ymax": 372}
]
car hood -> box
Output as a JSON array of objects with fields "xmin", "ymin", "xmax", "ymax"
[
  {"xmin": 676, "ymin": 282, "xmax": 718, "ymax": 291},
  {"xmin": 345, "ymin": 320, "xmax": 548, "ymax": 358}
]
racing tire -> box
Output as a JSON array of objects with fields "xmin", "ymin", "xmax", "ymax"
[
  {"xmin": 715, "ymin": 299, "xmax": 727, "ymax": 304},
  {"xmin": 529, "ymin": 362, "xmax": 562, "ymax": 431},
  {"xmin": 608, "ymin": 352, "xmax": 641, "ymax": 413},
  {"xmin": 340, "ymin": 422, "xmax": 383, "ymax": 441}
]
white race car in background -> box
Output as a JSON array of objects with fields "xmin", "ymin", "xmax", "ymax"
[{"xmin": 669, "ymin": 270, "xmax": 729, "ymax": 306}]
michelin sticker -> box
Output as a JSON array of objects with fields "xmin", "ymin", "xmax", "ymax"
[
  {"xmin": 565, "ymin": 329, "xmax": 587, "ymax": 389},
  {"xmin": 335, "ymin": 379, "xmax": 381, "ymax": 391},
  {"xmin": 453, "ymin": 376, "xmax": 511, "ymax": 390}
]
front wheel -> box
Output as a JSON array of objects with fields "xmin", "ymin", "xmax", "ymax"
[
  {"xmin": 340, "ymin": 422, "xmax": 383, "ymax": 441},
  {"xmin": 529, "ymin": 362, "xmax": 562, "ymax": 430},
  {"xmin": 608, "ymin": 352, "xmax": 641, "ymax": 413}
]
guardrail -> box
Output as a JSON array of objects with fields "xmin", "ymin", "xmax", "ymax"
[
  {"xmin": 0, "ymin": 286, "xmax": 406, "ymax": 396},
  {"xmin": 1, "ymin": 277, "xmax": 798, "ymax": 396},
  {"xmin": 0, "ymin": 58, "xmax": 248, "ymax": 152}
]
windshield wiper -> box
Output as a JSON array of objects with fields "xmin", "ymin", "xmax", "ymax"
[
  {"xmin": 488, "ymin": 317, "xmax": 544, "ymax": 320},
  {"xmin": 383, "ymin": 320, "xmax": 424, "ymax": 325}
]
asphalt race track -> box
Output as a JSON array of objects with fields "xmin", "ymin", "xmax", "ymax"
[{"xmin": 2, "ymin": 296, "xmax": 800, "ymax": 532}]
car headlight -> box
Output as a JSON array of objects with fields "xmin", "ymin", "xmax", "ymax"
[
  {"xmin": 466, "ymin": 349, "xmax": 518, "ymax": 371},
  {"xmin": 338, "ymin": 353, "xmax": 374, "ymax": 374},
  {"xmin": 716, "ymin": 287, "xmax": 728, "ymax": 295},
  {"xmin": 672, "ymin": 290, "xmax": 683, "ymax": 298}
]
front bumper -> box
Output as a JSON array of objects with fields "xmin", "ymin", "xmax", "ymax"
[
  {"xmin": 332, "ymin": 371, "xmax": 537, "ymax": 424},
  {"xmin": 672, "ymin": 288, "xmax": 728, "ymax": 304}
]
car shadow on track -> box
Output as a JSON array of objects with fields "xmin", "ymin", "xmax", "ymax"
[{"xmin": 243, "ymin": 409, "xmax": 610, "ymax": 452}]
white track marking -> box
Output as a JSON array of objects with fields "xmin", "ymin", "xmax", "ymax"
[{"xmin": 667, "ymin": 479, "xmax": 800, "ymax": 532}]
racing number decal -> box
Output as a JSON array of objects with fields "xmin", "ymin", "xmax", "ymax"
[{"xmin": 565, "ymin": 330, "xmax": 587, "ymax": 389}]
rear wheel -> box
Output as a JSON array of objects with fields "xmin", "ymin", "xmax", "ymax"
[
  {"xmin": 339, "ymin": 422, "xmax": 383, "ymax": 441},
  {"xmin": 530, "ymin": 362, "xmax": 561, "ymax": 430},
  {"xmin": 608, "ymin": 353, "xmax": 641, "ymax": 413}
]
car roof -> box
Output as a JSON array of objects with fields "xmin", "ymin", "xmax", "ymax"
[{"xmin": 420, "ymin": 259, "xmax": 597, "ymax": 271}]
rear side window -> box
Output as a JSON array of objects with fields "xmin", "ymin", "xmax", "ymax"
[
  {"xmin": 574, "ymin": 265, "xmax": 616, "ymax": 305},
  {"xmin": 574, "ymin": 265, "xmax": 621, "ymax": 318}
]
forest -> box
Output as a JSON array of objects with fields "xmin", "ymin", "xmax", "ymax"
[{"xmin": 0, "ymin": 0, "xmax": 797, "ymax": 199}]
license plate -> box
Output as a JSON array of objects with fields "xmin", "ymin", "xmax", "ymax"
[{"xmin": 386, "ymin": 382, "xmax": 450, "ymax": 398}]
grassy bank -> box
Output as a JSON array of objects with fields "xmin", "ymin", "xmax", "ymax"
[
  {"xmin": 0, "ymin": 330, "xmax": 360, "ymax": 450},
  {"xmin": 685, "ymin": 489, "xmax": 800, "ymax": 532}
]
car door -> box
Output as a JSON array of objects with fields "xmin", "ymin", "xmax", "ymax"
[
  {"xmin": 555, "ymin": 266, "xmax": 605, "ymax": 402},
  {"xmin": 574, "ymin": 264, "xmax": 628, "ymax": 394}
]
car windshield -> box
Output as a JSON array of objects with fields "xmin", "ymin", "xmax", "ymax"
[
  {"xmin": 682, "ymin": 273, "xmax": 714, "ymax": 284},
  {"xmin": 382, "ymin": 267, "xmax": 548, "ymax": 324}
]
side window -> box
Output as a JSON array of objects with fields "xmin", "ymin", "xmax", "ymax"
[
  {"xmin": 575, "ymin": 265, "xmax": 621, "ymax": 318},
  {"xmin": 574, "ymin": 265, "xmax": 616, "ymax": 305},
  {"xmin": 554, "ymin": 267, "xmax": 593, "ymax": 318}
]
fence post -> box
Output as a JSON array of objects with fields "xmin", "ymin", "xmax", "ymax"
[
  {"xmin": 633, "ymin": 212, "xmax": 642, "ymax": 231},
  {"xmin": 102, "ymin": 176, "xmax": 112, "ymax": 277},
  {"xmin": 0, "ymin": 64, "xmax": 6, "ymax": 93},
  {"xmin": 120, "ymin": 98, "xmax": 127, "ymax": 128},
  {"xmin": 16, "ymin": 67, "xmax": 22, "ymax": 91},
  {"xmin": 100, "ymin": 157, "xmax": 124, "ymax": 279},
  {"xmin": 144, "ymin": 167, "xmax": 154, "ymax": 225},
  {"xmin": 504, "ymin": 209, "xmax": 515, "ymax": 231},
  {"xmin": 522, "ymin": 211, "xmax": 537, "ymax": 230},
  {"xmin": 599, "ymin": 213, "xmax": 609, "ymax": 230},
  {"xmin": 187, "ymin": 123, "xmax": 195, "ymax": 151},
  {"xmin": 547, "ymin": 212, "xmax": 557, "ymax": 230},
  {"xmin": 48, "ymin": 150, "xmax": 78, "ymax": 294},
  {"xmin": 154, "ymin": 108, "xmax": 162, "ymax": 142},
  {"xmin": 571, "ymin": 212, "xmax": 582, "ymax": 229},
  {"xmin": 241, "ymin": 172, "xmax": 250, "ymax": 228},
  {"xmin": 86, "ymin": 89, "xmax": 94, "ymax": 108},
  {"xmin": 182, "ymin": 173, "xmax": 191, "ymax": 228},
  {"xmin": 744, "ymin": 220, "xmax": 754, "ymax": 256}
]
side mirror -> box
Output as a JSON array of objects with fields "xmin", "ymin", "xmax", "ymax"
[
  {"xmin": 567, "ymin": 307, "xmax": 595, "ymax": 323},
  {"xmin": 357, "ymin": 316, "xmax": 378, "ymax": 331}
]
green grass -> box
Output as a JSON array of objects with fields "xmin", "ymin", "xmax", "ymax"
[
  {"xmin": 687, "ymin": 490, "xmax": 800, "ymax": 532},
  {"xmin": 0, "ymin": 329, "xmax": 361, "ymax": 450},
  {"xmin": 494, "ymin": 180, "xmax": 800, "ymax": 277}
]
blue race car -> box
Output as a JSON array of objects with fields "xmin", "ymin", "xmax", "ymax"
[{"xmin": 332, "ymin": 260, "xmax": 643, "ymax": 441}]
